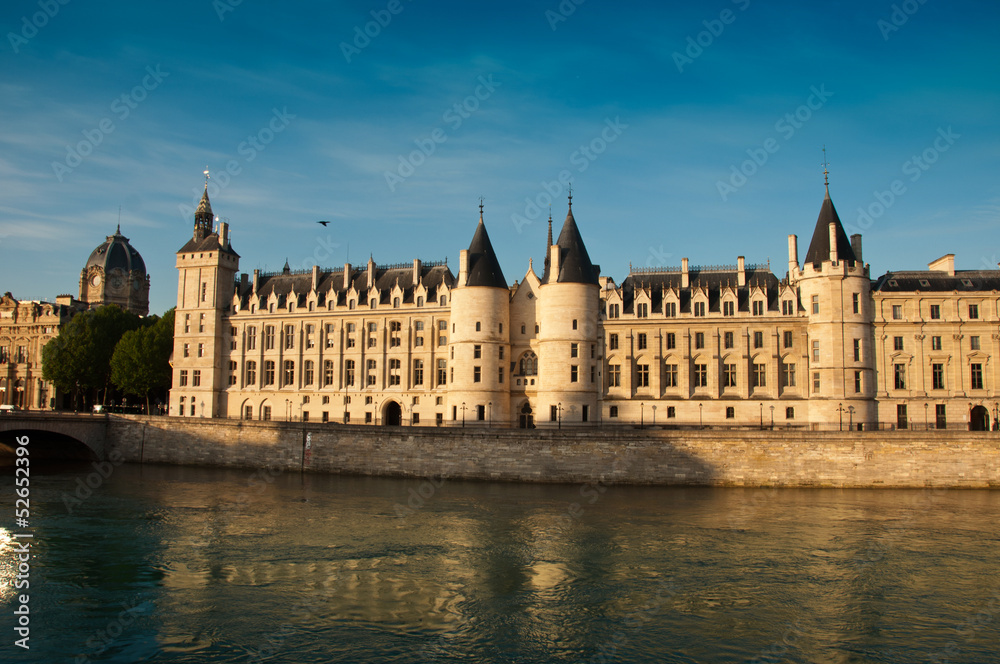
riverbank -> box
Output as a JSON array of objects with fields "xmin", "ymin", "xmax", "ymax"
[{"xmin": 102, "ymin": 415, "xmax": 1000, "ymax": 488}]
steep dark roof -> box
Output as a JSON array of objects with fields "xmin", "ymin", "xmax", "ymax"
[
  {"xmin": 465, "ymin": 219, "xmax": 507, "ymax": 288},
  {"xmin": 177, "ymin": 232, "xmax": 240, "ymax": 257},
  {"xmin": 542, "ymin": 206, "xmax": 599, "ymax": 285},
  {"xmin": 620, "ymin": 268, "xmax": 782, "ymax": 314},
  {"xmin": 803, "ymin": 188, "xmax": 857, "ymax": 267},
  {"xmin": 873, "ymin": 270, "xmax": 1000, "ymax": 292}
]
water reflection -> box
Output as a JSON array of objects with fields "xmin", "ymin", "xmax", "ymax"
[{"xmin": 1, "ymin": 464, "xmax": 998, "ymax": 663}]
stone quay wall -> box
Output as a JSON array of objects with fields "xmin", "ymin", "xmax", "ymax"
[{"xmin": 102, "ymin": 416, "xmax": 1000, "ymax": 488}]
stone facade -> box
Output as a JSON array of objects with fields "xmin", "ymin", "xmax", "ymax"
[{"xmin": 166, "ymin": 180, "xmax": 1000, "ymax": 431}]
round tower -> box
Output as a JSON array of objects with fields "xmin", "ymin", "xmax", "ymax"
[
  {"xmin": 792, "ymin": 179, "xmax": 875, "ymax": 430},
  {"xmin": 447, "ymin": 206, "xmax": 511, "ymax": 426},
  {"xmin": 536, "ymin": 194, "xmax": 600, "ymax": 427}
]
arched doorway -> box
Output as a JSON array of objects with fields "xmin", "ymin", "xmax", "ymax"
[
  {"xmin": 383, "ymin": 401, "xmax": 402, "ymax": 426},
  {"xmin": 518, "ymin": 402, "xmax": 534, "ymax": 429},
  {"xmin": 969, "ymin": 405, "xmax": 989, "ymax": 431}
]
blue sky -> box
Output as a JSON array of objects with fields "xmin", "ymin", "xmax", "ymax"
[{"xmin": 1, "ymin": 0, "xmax": 998, "ymax": 316}]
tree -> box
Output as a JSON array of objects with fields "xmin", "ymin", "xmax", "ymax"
[
  {"xmin": 111, "ymin": 309, "xmax": 174, "ymax": 413},
  {"xmin": 42, "ymin": 305, "xmax": 144, "ymax": 408}
]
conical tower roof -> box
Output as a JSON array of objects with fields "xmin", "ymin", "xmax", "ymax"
[
  {"xmin": 194, "ymin": 186, "xmax": 214, "ymax": 239},
  {"xmin": 803, "ymin": 186, "xmax": 857, "ymax": 267},
  {"xmin": 542, "ymin": 201, "xmax": 599, "ymax": 285},
  {"xmin": 465, "ymin": 213, "xmax": 507, "ymax": 288}
]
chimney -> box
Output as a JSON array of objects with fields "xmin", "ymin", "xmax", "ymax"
[
  {"xmin": 367, "ymin": 257, "xmax": 375, "ymax": 289},
  {"xmin": 737, "ymin": 256, "xmax": 746, "ymax": 287},
  {"xmin": 828, "ymin": 223, "xmax": 838, "ymax": 263},
  {"xmin": 549, "ymin": 245, "xmax": 560, "ymax": 280},
  {"xmin": 787, "ymin": 234, "xmax": 799, "ymax": 273},
  {"xmin": 343, "ymin": 263, "xmax": 351, "ymax": 290},
  {"xmin": 412, "ymin": 259, "xmax": 421, "ymax": 286},
  {"xmin": 252, "ymin": 269, "xmax": 259, "ymax": 294},
  {"xmin": 240, "ymin": 272, "xmax": 248, "ymax": 296},
  {"xmin": 311, "ymin": 265, "xmax": 320, "ymax": 292},
  {"xmin": 681, "ymin": 257, "xmax": 689, "ymax": 288},
  {"xmin": 928, "ymin": 254, "xmax": 955, "ymax": 276},
  {"xmin": 459, "ymin": 250, "xmax": 469, "ymax": 285},
  {"xmin": 850, "ymin": 234, "xmax": 863, "ymax": 264},
  {"xmin": 218, "ymin": 221, "xmax": 229, "ymax": 249}
]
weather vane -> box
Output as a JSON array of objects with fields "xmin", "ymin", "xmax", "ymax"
[
  {"xmin": 204, "ymin": 166, "xmax": 211, "ymax": 188},
  {"xmin": 821, "ymin": 146, "xmax": 830, "ymax": 187}
]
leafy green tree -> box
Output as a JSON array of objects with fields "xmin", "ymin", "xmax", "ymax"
[
  {"xmin": 111, "ymin": 309, "xmax": 174, "ymax": 413},
  {"xmin": 42, "ymin": 305, "xmax": 144, "ymax": 408}
]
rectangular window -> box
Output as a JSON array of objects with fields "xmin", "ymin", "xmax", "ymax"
[
  {"xmin": 245, "ymin": 361, "xmax": 257, "ymax": 386},
  {"xmin": 199, "ymin": 314, "xmax": 206, "ymax": 333},
  {"xmin": 694, "ymin": 302, "xmax": 705, "ymax": 317},
  {"xmin": 971, "ymin": 363, "xmax": 984, "ymax": 390},
  {"xmin": 931, "ymin": 336, "xmax": 942, "ymax": 351},
  {"xmin": 695, "ymin": 332, "xmax": 704, "ymax": 349},
  {"xmin": 197, "ymin": 343, "xmax": 204, "ymax": 358},
  {"xmin": 754, "ymin": 331, "xmax": 763, "ymax": 349},
  {"xmin": 969, "ymin": 304, "xmax": 979, "ymax": 319},
  {"xmin": 474, "ymin": 344, "xmax": 482, "ymax": 359},
  {"xmin": 781, "ymin": 362, "xmax": 796, "ymax": 388},
  {"xmin": 892, "ymin": 304, "xmax": 902, "ymax": 320},
  {"xmin": 723, "ymin": 301, "xmax": 734, "ymax": 317},
  {"xmin": 637, "ymin": 333, "xmax": 647, "ymax": 350},
  {"xmin": 812, "ymin": 295, "xmax": 819, "ymax": 314},
  {"xmin": 229, "ymin": 361, "xmax": 237, "ymax": 386},
  {"xmin": 284, "ymin": 325, "xmax": 295, "ymax": 350},
  {"xmin": 324, "ymin": 360, "xmax": 335, "ymax": 386},
  {"xmin": 752, "ymin": 300, "xmax": 764, "ymax": 316},
  {"xmin": 389, "ymin": 358, "xmax": 401, "ymax": 386},
  {"xmin": 437, "ymin": 359, "xmax": 447, "ymax": 386},
  {"xmin": 783, "ymin": 331, "xmax": 793, "ymax": 349},
  {"xmin": 664, "ymin": 364, "xmax": 677, "ymax": 388},
  {"xmin": 183, "ymin": 343, "xmax": 189, "ymax": 358},
  {"xmin": 344, "ymin": 360, "xmax": 355, "ymax": 386},
  {"xmin": 283, "ymin": 360, "xmax": 294, "ymax": 386},
  {"xmin": 854, "ymin": 338, "xmax": 861, "ymax": 362},
  {"xmin": 724, "ymin": 331, "xmax": 734, "ymax": 349},
  {"xmin": 636, "ymin": 364, "xmax": 650, "ymax": 387},
  {"xmin": 813, "ymin": 371, "xmax": 821, "ymax": 393},
  {"xmin": 854, "ymin": 370, "xmax": 862, "ymax": 394},
  {"xmin": 694, "ymin": 364, "xmax": 707, "ymax": 387},
  {"xmin": 264, "ymin": 326, "xmax": 275, "ymax": 350},
  {"xmin": 570, "ymin": 365, "xmax": 578, "ymax": 382},
  {"xmin": 637, "ymin": 302, "xmax": 648, "ymax": 318},
  {"xmin": 304, "ymin": 360, "xmax": 314, "ymax": 385},
  {"xmin": 572, "ymin": 319, "xmax": 578, "ymax": 330},
  {"xmin": 726, "ymin": 407, "xmax": 735, "ymax": 419},
  {"xmin": 894, "ymin": 336, "xmax": 903, "ymax": 351},
  {"xmin": 666, "ymin": 333, "xmax": 676, "ymax": 350},
  {"xmin": 897, "ymin": 404, "xmax": 908, "ymax": 429},
  {"xmin": 936, "ymin": 404, "xmax": 947, "ymax": 429},
  {"xmin": 571, "ymin": 343, "xmax": 578, "ymax": 358},
  {"xmin": 179, "ymin": 370, "xmax": 188, "ymax": 386},
  {"xmin": 782, "ymin": 300, "xmax": 794, "ymax": 316},
  {"xmin": 608, "ymin": 304, "xmax": 620, "ymax": 318},
  {"xmin": 932, "ymin": 363, "xmax": 944, "ymax": 390},
  {"xmin": 930, "ymin": 304, "xmax": 941, "ymax": 320},
  {"xmin": 246, "ymin": 326, "xmax": 256, "ymax": 350},
  {"xmin": 752, "ymin": 363, "xmax": 766, "ymax": 388},
  {"xmin": 184, "ymin": 314, "xmax": 190, "ymax": 333},
  {"xmin": 894, "ymin": 363, "xmax": 906, "ymax": 390},
  {"xmin": 853, "ymin": 293, "xmax": 859, "ymax": 314},
  {"xmin": 608, "ymin": 364, "xmax": 621, "ymax": 387},
  {"xmin": 609, "ymin": 333, "xmax": 619, "ymax": 350},
  {"xmin": 665, "ymin": 302, "xmax": 676, "ymax": 317},
  {"xmin": 413, "ymin": 359, "xmax": 424, "ymax": 385},
  {"xmin": 264, "ymin": 360, "xmax": 275, "ymax": 386},
  {"xmin": 723, "ymin": 363, "xmax": 736, "ymax": 388},
  {"xmin": 473, "ymin": 366, "xmax": 481, "ymax": 383},
  {"xmin": 500, "ymin": 367, "xmax": 505, "ymax": 383},
  {"xmin": 812, "ymin": 340, "xmax": 820, "ymax": 363},
  {"xmin": 970, "ymin": 336, "xmax": 981, "ymax": 351}
]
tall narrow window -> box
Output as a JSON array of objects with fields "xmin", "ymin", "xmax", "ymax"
[
  {"xmin": 852, "ymin": 293, "xmax": 859, "ymax": 314},
  {"xmin": 894, "ymin": 363, "xmax": 906, "ymax": 390},
  {"xmin": 971, "ymin": 364, "xmax": 984, "ymax": 390},
  {"xmin": 694, "ymin": 302, "xmax": 706, "ymax": 317}
]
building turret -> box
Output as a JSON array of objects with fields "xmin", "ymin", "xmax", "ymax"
[
  {"xmin": 536, "ymin": 193, "xmax": 601, "ymax": 426},
  {"xmin": 169, "ymin": 179, "xmax": 240, "ymax": 418},
  {"xmin": 449, "ymin": 204, "xmax": 511, "ymax": 425},
  {"xmin": 795, "ymin": 174, "xmax": 875, "ymax": 429}
]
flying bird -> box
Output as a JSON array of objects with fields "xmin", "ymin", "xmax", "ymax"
[{"xmin": 317, "ymin": 220, "xmax": 331, "ymax": 226}]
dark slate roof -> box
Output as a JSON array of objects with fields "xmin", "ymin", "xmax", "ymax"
[
  {"xmin": 873, "ymin": 270, "xmax": 1000, "ymax": 292},
  {"xmin": 803, "ymin": 188, "xmax": 857, "ymax": 267},
  {"xmin": 177, "ymin": 232, "xmax": 240, "ymax": 257},
  {"xmin": 465, "ymin": 219, "xmax": 507, "ymax": 288},
  {"xmin": 620, "ymin": 269, "xmax": 782, "ymax": 315},
  {"xmin": 541, "ymin": 207, "xmax": 599, "ymax": 285},
  {"xmin": 86, "ymin": 227, "xmax": 147, "ymax": 275}
]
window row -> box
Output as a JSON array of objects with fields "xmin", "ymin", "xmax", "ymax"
[{"xmin": 608, "ymin": 330, "xmax": 800, "ymax": 351}]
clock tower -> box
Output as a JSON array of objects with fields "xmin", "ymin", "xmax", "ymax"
[{"xmin": 78, "ymin": 225, "xmax": 150, "ymax": 316}]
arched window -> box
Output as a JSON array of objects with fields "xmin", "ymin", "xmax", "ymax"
[{"xmin": 518, "ymin": 351, "xmax": 538, "ymax": 376}]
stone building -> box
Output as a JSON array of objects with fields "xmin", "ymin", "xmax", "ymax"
[
  {"xmin": 0, "ymin": 227, "xmax": 149, "ymax": 410},
  {"xmin": 166, "ymin": 179, "xmax": 998, "ymax": 430}
]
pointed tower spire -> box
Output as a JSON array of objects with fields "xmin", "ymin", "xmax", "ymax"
[
  {"xmin": 542, "ymin": 193, "xmax": 598, "ymax": 285},
  {"xmin": 803, "ymin": 177, "xmax": 857, "ymax": 268},
  {"xmin": 464, "ymin": 207, "xmax": 507, "ymax": 288},
  {"xmin": 822, "ymin": 146, "xmax": 831, "ymax": 198},
  {"xmin": 193, "ymin": 175, "xmax": 214, "ymax": 241}
]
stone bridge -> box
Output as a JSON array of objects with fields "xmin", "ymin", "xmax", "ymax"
[{"xmin": 0, "ymin": 413, "xmax": 110, "ymax": 460}]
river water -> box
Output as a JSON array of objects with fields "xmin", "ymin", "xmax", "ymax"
[{"xmin": 1, "ymin": 462, "xmax": 999, "ymax": 663}]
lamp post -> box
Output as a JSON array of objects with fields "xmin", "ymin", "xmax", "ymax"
[
  {"xmin": 759, "ymin": 402, "xmax": 763, "ymax": 430},
  {"xmin": 651, "ymin": 405, "xmax": 657, "ymax": 426},
  {"xmin": 699, "ymin": 402, "xmax": 703, "ymax": 428},
  {"xmin": 640, "ymin": 402, "xmax": 644, "ymax": 430},
  {"xmin": 924, "ymin": 402, "xmax": 929, "ymax": 430},
  {"xmin": 558, "ymin": 402, "xmax": 563, "ymax": 430},
  {"xmin": 461, "ymin": 402, "xmax": 466, "ymax": 428},
  {"xmin": 838, "ymin": 402, "xmax": 844, "ymax": 431},
  {"xmin": 994, "ymin": 402, "xmax": 999, "ymax": 431},
  {"xmin": 769, "ymin": 405, "xmax": 774, "ymax": 430},
  {"xmin": 848, "ymin": 405, "xmax": 855, "ymax": 431},
  {"xmin": 488, "ymin": 401, "xmax": 493, "ymax": 428}
]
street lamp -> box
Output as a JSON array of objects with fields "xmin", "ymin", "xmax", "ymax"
[
  {"xmin": 699, "ymin": 402, "xmax": 703, "ymax": 428},
  {"xmin": 838, "ymin": 402, "xmax": 844, "ymax": 431},
  {"xmin": 651, "ymin": 405, "xmax": 657, "ymax": 426},
  {"xmin": 848, "ymin": 405, "xmax": 855, "ymax": 431},
  {"xmin": 461, "ymin": 401, "xmax": 467, "ymax": 428},
  {"xmin": 924, "ymin": 403, "xmax": 929, "ymax": 430},
  {"xmin": 558, "ymin": 402, "xmax": 563, "ymax": 430},
  {"xmin": 640, "ymin": 402, "xmax": 644, "ymax": 429},
  {"xmin": 769, "ymin": 405, "xmax": 774, "ymax": 430},
  {"xmin": 488, "ymin": 401, "xmax": 492, "ymax": 428},
  {"xmin": 759, "ymin": 402, "xmax": 763, "ymax": 430}
]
